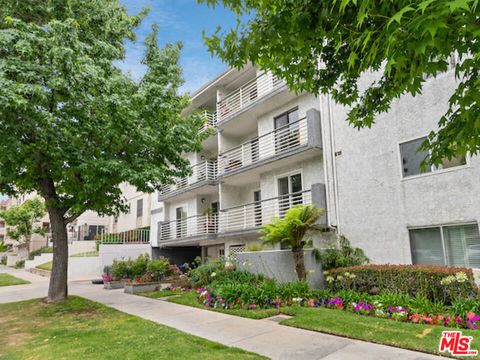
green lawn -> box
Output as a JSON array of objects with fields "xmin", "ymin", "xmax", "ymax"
[
  {"xmin": 141, "ymin": 291, "xmax": 480, "ymax": 358},
  {"xmin": 70, "ymin": 251, "xmax": 99, "ymax": 258},
  {"xmin": 0, "ymin": 273, "xmax": 30, "ymax": 287},
  {"xmin": 0, "ymin": 297, "xmax": 264, "ymax": 360},
  {"xmin": 36, "ymin": 261, "xmax": 52, "ymax": 271}
]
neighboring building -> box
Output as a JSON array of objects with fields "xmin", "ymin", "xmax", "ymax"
[
  {"xmin": 108, "ymin": 183, "xmax": 151, "ymax": 234},
  {"xmin": 150, "ymin": 65, "xmax": 326, "ymax": 263},
  {"xmin": 321, "ymin": 64, "xmax": 480, "ymax": 268},
  {"xmin": 67, "ymin": 210, "xmax": 110, "ymax": 242}
]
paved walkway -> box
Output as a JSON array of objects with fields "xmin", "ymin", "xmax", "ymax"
[{"xmin": 0, "ymin": 266, "xmax": 445, "ymax": 360}]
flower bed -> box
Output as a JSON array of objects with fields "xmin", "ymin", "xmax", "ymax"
[
  {"xmin": 324, "ymin": 264, "xmax": 478, "ymax": 304},
  {"xmin": 195, "ymin": 287, "xmax": 480, "ymax": 331}
]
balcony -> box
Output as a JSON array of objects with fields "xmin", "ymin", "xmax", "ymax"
[
  {"xmin": 100, "ymin": 228, "xmax": 150, "ymax": 245},
  {"xmin": 218, "ymin": 117, "xmax": 317, "ymax": 178},
  {"xmin": 217, "ymin": 72, "xmax": 285, "ymax": 123},
  {"xmin": 158, "ymin": 160, "xmax": 217, "ymax": 201},
  {"xmin": 157, "ymin": 190, "xmax": 314, "ymax": 244},
  {"xmin": 158, "ymin": 214, "xmax": 218, "ymax": 243},
  {"xmin": 200, "ymin": 110, "xmax": 217, "ymax": 132}
]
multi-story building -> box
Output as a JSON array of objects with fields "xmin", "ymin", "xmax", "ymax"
[
  {"xmin": 321, "ymin": 65, "xmax": 480, "ymax": 268},
  {"xmin": 0, "ymin": 199, "xmax": 8, "ymax": 243},
  {"xmin": 150, "ymin": 65, "xmax": 326, "ymax": 262}
]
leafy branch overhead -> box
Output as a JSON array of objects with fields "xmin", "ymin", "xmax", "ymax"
[{"xmin": 199, "ymin": 0, "xmax": 480, "ymax": 164}]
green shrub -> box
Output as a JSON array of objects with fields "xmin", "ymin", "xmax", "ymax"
[
  {"xmin": 450, "ymin": 298, "xmax": 480, "ymax": 316},
  {"xmin": 111, "ymin": 258, "xmax": 133, "ymax": 280},
  {"xmin": 130, "ymin": 254, "xmax": 149, "ymax": 277},
  {"xmin": 0, "ymin": 242, "xmax": 8, "ymax": 252},
  {"xmin": 14, "ymin": 260, "xmax": 25, "ymax": 269},
  {"xmin": 188, "ymin": 258, "xmax": 228, "ymax": 288},
  {"xmin": 317, "ymin": 236, "xmax": 369, "ymax": 270},
  {"xmin": 146, "ymin": 257, "xmax": 170, "ymax": 281},
  {"xmin": 277, "ymin": 281, "xmax": 312, "ymax": 299},
  {"xmin": 325, "ymin": 264, "xmax": 478, "ymax": 304},
  {"xmin": 0, "ymin": 256, "xmax": 6, "ymax": 265}
]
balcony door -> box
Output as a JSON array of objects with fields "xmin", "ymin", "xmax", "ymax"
[
  {"xmin": 176, "ymin": 207, "xmax": 186, "ymax": 238},
  {"xmin": 274, "ymin": 108, "xmax": 300, "ymax": 153},
  {"xmin": 278, "ymin": 173, "xmax": 303, "ymax": 217},
  {"xmin": 253, "ymin": 190, "xmax": 262, "ymax": 226}
]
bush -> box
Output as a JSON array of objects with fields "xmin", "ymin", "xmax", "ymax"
[
  {"xmin": 325, "ymin": 264, "xmax": 479, "ymax": 304},
  {"xmin": 188, "ymin": 258, "xmax": 229, "ymax": 288},
  {"xmin": 14, "ymin": 260, "xmax": 25, "ymax": 269},
  {"xmin": 317, "ymin": 236, "xmax": 369, "ymax": 270},
  {"xmin": 0, "ymin": 242, "xmax": 8, "ymax": 252},
  {"xmin": 0, "ymin": 256, "xmax": 6, "ymax": 265}
]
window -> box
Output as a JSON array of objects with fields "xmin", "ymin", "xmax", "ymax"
[
  {"xmin": 278, "ymin": 173, "xmax": 303, "ymax": 216},
  {"xmin": 410, "ymin": 224, "xmax": 480, "ymax": 268},
  {"xmin": 400, "ymin": 137, "xmax": 466, "ymax": 178},
  {"xmin": 274, "ymin": 108, "xmax": 300, "ymax": 153},
  {"xmin": 136, "ymin": 199, "xmax": 143, "ymax": 218}
]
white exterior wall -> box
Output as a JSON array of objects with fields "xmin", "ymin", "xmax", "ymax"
[
  {"xmin": 322, "ymin": 69, "xmax": 480, "ymax": 265},
  {"xmin": 110, "ymin": 183, "xmax": 151, "ymax": 233}
]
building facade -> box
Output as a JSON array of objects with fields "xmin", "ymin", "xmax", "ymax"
[
  {"xmin": 150, "ymin": 65, "xmax": 326, "ymax": 262},
  {"xmin": 149, "ymin": 63, "xmax": 480, "ymax": 269},
  {"xmin": 321, "ymin": 67, "xmax": 480, "ymax": 268}
]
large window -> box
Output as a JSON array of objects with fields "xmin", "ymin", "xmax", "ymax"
[
  {"xmin": 399, "ymin": 136, "xmax": 466, "ymax": 178},
  {"xmin": 136, "ymin": 199, "xmax": 143, "ymax": 218},
  {"xmin": 410, "ymin": 224, "xmax": 480, "ymax": 268}
]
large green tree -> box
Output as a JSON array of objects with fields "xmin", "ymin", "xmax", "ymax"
[
  {"xmin": 0, "ymin": 0, "xmax": 204, "ymax": 302},
  {"xmin": 199, "ymin": 0, "xmax": 480, "ymax": 164}
]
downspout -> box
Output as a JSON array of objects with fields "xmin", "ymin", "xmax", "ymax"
[{"xmin": 327, "ymin": 95, "xmax": 341, "ymax": 234}]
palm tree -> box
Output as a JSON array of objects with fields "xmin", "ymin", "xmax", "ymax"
[{"xmin": 259, "ymin": 205, "xmax": 325, "ymax": 281}]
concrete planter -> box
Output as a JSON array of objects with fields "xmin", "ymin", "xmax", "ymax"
[
  {"xmin": 103, "ymin": 280, "xmax": 124, "ymax": 290},
  {"xmin": 124, "ymin": 281, "xmax": 171, "ymax": 294}
]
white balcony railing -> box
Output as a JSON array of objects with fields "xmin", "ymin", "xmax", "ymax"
[
  {"xmin": 217, "ymin": 72, "xmax": 284, "ymax": 121},
  {"xmin": 218, "ymin": 118, "xmax": 308, "ymax": 176},
  {"xmin": 219, "ymin": 190, "xmax": 312, "ymax": 233},
  {"xmin": 200, "ymin": 110, "xmax": 217, "ymax": 132},
  {"xmin": 158, "ymin": 160, "xmax": 217, "ymax": 198},
  {"xmin": 100, "ymin": 228, "xmax": 150, "ymax": 245},
  {"xmin": 158, "ymin": 190, "xmax": 312, "ymax": 242},
  {"xmin": 159, "ymin": 214, "xmax": 218, "ymax": 242}
]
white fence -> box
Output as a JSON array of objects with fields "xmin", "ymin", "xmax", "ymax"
[
  {"xmin": 218, "ymin": 118, "xmax": 308, "ymax": 175},
  {"xmin": 158, "ymin": 190, "xmax": 312, "ymax": 242},
  {"xmin": 217, "ymin": 72, "xmax": 284, "ymax": 121},
  {"xmin": 200, "ymin": 110, "xmax": 217, "ymax": 132},
  {"xmin": 158, "ymin": 160, "xmax": 217, "ymax": 197},
  {"xmin": 100, "ymin": 228, "xmax": 150, "ymax": 245}
]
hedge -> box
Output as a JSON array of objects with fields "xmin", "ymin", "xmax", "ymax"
[{"xmin": 324, "ymin": 264, "xmax": 479, "ymax": 304}]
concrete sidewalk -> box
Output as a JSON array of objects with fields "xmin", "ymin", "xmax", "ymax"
[{"xmin": 0, "ymin": 266, "xmax": 445, "ymax": 360}]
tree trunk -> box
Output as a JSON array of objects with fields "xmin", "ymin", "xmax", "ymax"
[
  {"xmin": 46, "ymin": 208, "xmax": 68, "ymax": 303},
  {"xmin": 292, "ymin": 247, "xmax": 306, "ymax": 281}
]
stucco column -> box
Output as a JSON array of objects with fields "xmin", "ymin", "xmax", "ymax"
[
  {"xmin": 311, "ymin": 182, "xmax": 327, "ymax": 225},
  {"xmin": 306, "ymin": 108, "xmax": 322, "ymax": 148}
]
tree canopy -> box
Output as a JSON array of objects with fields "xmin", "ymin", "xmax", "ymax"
[
  {"xmin": 0, "ymin": 0, "xmax": 205, "ymax": 301},
  {"xmin": 199, "ymin": 0, "xmax": 480, "ymax": 164}
]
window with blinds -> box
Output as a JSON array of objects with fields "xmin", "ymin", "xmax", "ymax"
[{"xmin": 409, "ymin": 224, "xmax": 480, "ymax": 268}]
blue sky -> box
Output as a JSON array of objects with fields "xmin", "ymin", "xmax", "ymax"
[{"xmin": 119, "ymin": 0, "xmax": 238, "ymax": 93}]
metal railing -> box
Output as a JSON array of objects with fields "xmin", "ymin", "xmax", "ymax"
[
  {"xmin": 158, "ymin": 190, "xmax": 312, "ymax": 242},
  {"xmin": 218, "ymin": 118, "xmax": 308, "ymax": 176},
  {"xmin": 158, "ymin": 160, "xmax": 217, "ymax": 197},
  {"xmin": 159, "ymin": 214, "xmax": 218, "ymax": 242},
  {"xmin": 200, "ymin": 110, "xmax": 217, "ymax": 132},
  {"xmin": 217, "ymin": 72, "xmax": 284, "ymax": 121},
  {"xmin": 100, "ymin": 228, "xmax": 150, "ymax": 245},
  {"xmin": 219, "ymin": 190, "xmax": 312, "ymax": 233}
]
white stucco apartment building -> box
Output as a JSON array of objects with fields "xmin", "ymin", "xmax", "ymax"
[
  {"xmin": 150, "ymin": 65, "xmax": 326, "ymax": 262},
  {"xmin": 148, "ymin": 62, "xmax": 480, "ymax": 269}
]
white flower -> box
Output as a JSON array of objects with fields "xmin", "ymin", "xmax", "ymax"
[
  {"xmin": 455, "ymin": 272, "xmax": 468, "ymax": 283},
  {"xmin": 326, "ymin": 276, "xmax": 335, "ymax": 283},
  {"xmin": 323, "ymin": 271, "xmax": 329, "ymax": 276},
  {"xmin": 210, "ymin": 272, "xmax": 216, "ymax": 277}
]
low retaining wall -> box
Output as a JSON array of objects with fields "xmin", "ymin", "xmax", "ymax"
[
  {"xmin": 25, "ymin": 253, "xmax": 53, "ymax": 270},
  {"xmin": 99, "ymin": 244, "xmax": 151, "ymax": 270},
  {"xmin": 68, "ymin": 256, "xmax": 102, "ymax": 280},
  {"xmin": 236, "ymin": 249, "xmax": 324, "ymax": 288}
]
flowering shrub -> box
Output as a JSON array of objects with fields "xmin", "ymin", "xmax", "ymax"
[
  {"xmin": 325, "ymin": 264, "xmax": 478, "ymax": 304},
  {"xmin": 110, "ymin": 254, "xmax": 178, "ymax": 283}
]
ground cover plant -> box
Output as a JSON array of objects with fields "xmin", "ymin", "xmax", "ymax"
[
  {"xmin": 0, "ymin": 296, "xmax": 264, "ymax": 360},
  {"xmin": 0, "ymin": 273, "xmax": 30, "ymax": 287}
]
